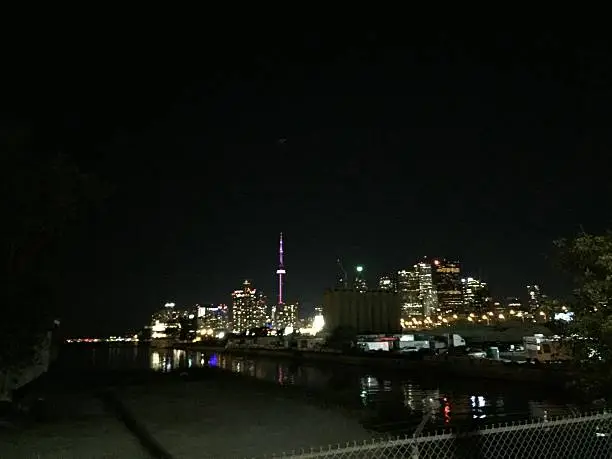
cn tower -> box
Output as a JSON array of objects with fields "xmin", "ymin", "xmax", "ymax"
[{"xmin": 276, "ymin": 232, "xmax": 286, "ymax": 305}]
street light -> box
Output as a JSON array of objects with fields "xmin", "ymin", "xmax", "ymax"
[{"xmin": 539, "ymin": 311, "xmax": 547, "ymax": 322}]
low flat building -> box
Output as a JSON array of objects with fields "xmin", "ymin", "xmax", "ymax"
[{"xmin": 323, "ymin": 289, "xmax": 401, "ymax": 335}]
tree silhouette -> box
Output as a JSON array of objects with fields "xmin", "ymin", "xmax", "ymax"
[
  {"xmin": 555, "ymin": 231, "xmax": 612, "ymax": 396},
  {"xmin": 0, "ymin": 130, "xmax": 107, "ymax": 376}
]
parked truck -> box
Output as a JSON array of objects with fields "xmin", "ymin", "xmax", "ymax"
[
  {"xmin": 433, "ymin": 334, "xmax": 467, "ymax": 355},
  {"xmin": 523, "ymin": 334, "xmax": 572, "ymax": 364},
  {"xmin": 398, "ymin": 333, "xmax": 466, "ymax": 354}
]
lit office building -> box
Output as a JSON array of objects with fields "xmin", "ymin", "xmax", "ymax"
[
  {"xmin": 416, "ymin": 262, "xmax": 438, "ymax": 316},
  {"xmin": 177, "ymin": 306, "xmax": 198, "ymax": 341},
  {"xmin": 150, "ymin": 302, "xmax": 181, "ymax": 339},
  {"xmin": 379, "ymin": 275, "xmax": 394, "ymax": 291},
  {"xmin": 231, "ymin": 280, "xmax": 267, "ymax": 332},
  {"xmin": 397, "ymin": 269, "xmax": 421, "ymax": 318},
  {"xmin": 527, "ymin": 285, "xmax": 544, "ymax": 311},
  {"xmin": 461, "ymin": 277, "xmax": 491, "ymax": 314},
  {"xmin": 432, "ymin": 259, "xmax": 463, "ymax": 314},
  {"xmin": 353, "ymin": 265, "xmax": 368, "ymax": 293},
  {"xmin": 197, "ymin": 304, "xmax": 230, "ymax": 332},
  {"xmin": 275, "ymin": 302, "xmax": 299, "ymax": 330}
]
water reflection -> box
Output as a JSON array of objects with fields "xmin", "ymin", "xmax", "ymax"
[
  {"xmin": 146, "ymin": 348, "xmax": 575, "ymax": 427},
  {"xmin": 57, "ymin": 345, "xmax": 580, "ymax": 433},
  {"xmin": 403, "ymin": 383, "xmax": 440, "ymax": 418},
  {"xmin": 150, "ymin": 349, "xmax": 184, "ymax": 372},
  {"xmin": 471, "ymin": 395, "xmax": 487, "ymax": 419}
]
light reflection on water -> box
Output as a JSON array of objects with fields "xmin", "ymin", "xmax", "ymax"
[
  {"xmin": 146, "ymin": 347, "xmax": 577, "ymax": 432},
  {"xmin": 55, "ymin": 345, "xmax": 584, "ymax": 433},
  {"xmin": 59, "ymin": 344, "xmax": 582, "ymax": 431}
]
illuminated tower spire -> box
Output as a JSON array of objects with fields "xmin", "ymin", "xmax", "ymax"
[{"xmin": 276, "ymin": 232, "xmax": 286, "ymax": 305}]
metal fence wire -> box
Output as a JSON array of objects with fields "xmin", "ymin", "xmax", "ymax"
[{"xmin": 257, "ymin": 411, "xmax": 612, "ymax": 459}]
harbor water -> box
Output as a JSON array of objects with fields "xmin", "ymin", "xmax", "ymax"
[{"xmin": 56, "ymin": 343, "xmax": 586, "ymax": 435}]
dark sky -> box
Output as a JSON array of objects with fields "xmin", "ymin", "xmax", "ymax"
[{"xmin": 5, "ymin": 29, "xmax": 612, "ymax": 335}]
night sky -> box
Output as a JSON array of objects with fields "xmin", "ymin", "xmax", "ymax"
[{"xmin": 5, "ymin": 29, "xmax": 612, "ymax": 335}]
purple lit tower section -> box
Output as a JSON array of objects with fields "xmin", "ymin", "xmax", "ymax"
[{"xmin": 276, "ymin": 232, "xmax": 286, "ymax": 306}]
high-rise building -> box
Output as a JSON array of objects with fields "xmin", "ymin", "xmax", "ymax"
[
  {"xmin": 416, "ymin": 262, "xmax": 438, "ymax": 316},
  {"xmin": 527, "ymin": 285, "xmax": 543, "ymax": 311},
  {"xmin": 353, "ymin": 265, "xmax": 368, "ymax": 293},
  {"xmin": 231, "ymin": 280, "xmax": 267, "ymax": 332},
  {"xmin": 433, "ymin": 259, "xmax": 463, "ymax": 314},
  {"xmin": 276, "ymin": 302, "xmax": 298, "ymax": 330},
  {"xmin": 197, "ymin": 304, "xmax": 230, "ymax": 332},
  {"xmin": 461, "ymin": 277, "xmax": 490, "ymax": 314},
  {"xmin": 257, "ymin": 291, "xmax": 269, "ymax": 326},
  {"xmin": 150, "ymin": 302, "xmax": 181, "ymax": 339},
  {"xmin": 379, "ymin": 275, "xmax": 394, "ymax": 291},
  {"xmin": 397, "ymin": 269, "xmax": 421, "ymax": 318},
  {"xmin": 178, "ymin": 308, "xmax": 198, "ymax": 342}
]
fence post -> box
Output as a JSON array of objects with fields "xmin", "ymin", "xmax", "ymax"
[{"xmin": 411, "ymin": 412, "xmax": 431, "ymax": 459}]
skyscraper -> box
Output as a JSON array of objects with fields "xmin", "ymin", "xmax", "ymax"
[
  {"xmin": 461, "ymin": 277, "xmax": 490, "ymax": 314},
  {"xmin": 397, "ymin": 268, "xmax": 421, "ymax": 318},
  {"xmin": 231, "ymin": 280, "xmax": 267, "ymax": 332},
  {"xmin": 150, "ymin": 302, "xmax": 180, "ymax": 339},
  {"xmin": 527, "ymin": 284, "xmax": 543, "ymax": 312},
  {"xmin": 379, "ymin": 275, "xmax": 394, "ymax": 291},
  {"xmin": 276, "ymin": 302, "xmax": 298, "ymax": 330},
  {"xmin": 433, "ymin": 259, "xmax": 463, "ymax": 314},
  {"xmin": 416, "ymin": 262, "xmax": 438, "ymax": 316},
  {"xmin": 197, "ymin": 304, "xmax": 230, "ymax": 332}
]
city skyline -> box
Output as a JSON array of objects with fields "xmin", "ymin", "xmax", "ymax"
[
  {"xmin": 154, "ymin": 247, "xmax": 546, "ymax": 321},
  {"xmin": 133, "ymin": 246, "xmax": 551, "ymax": 340}
]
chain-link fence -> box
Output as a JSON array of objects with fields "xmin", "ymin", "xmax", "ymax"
[{"xmin": 257, "ymin": 411, "xmax": 612, "ymax": 458}]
